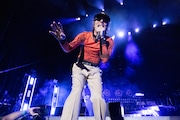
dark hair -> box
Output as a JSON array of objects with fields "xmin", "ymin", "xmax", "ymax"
[{"xmin": 94, "ymin": 11, "xmax": 110, "ymax": 23}]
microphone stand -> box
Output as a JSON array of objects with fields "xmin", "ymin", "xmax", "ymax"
[
  {"xmin": 100, "ymin": 37, "xmax": 103, "ymax": 55},
  {"xmin": 96, "ymin": 30, "xmax": 106, "ymax": 55}
]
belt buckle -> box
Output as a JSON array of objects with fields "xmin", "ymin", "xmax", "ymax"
[
  {"xmin": 82, "ymin": 62, "xmax": 91, "ymax": 66},
  {"xmin": 86, "ymin": 62, "xmax": 91, "ymax": 66}
]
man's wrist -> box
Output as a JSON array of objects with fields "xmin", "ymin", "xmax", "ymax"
[
  {"xmin": 101, "ymin": 38, "xmax": 106, "ymax": 44},
  {"xmin": 59, "ymin": 40, "xmax": 66, "ymax": 44},
  {"xmin": 22, "ymin": 110, "xmax": 29, "ymax": 115}
]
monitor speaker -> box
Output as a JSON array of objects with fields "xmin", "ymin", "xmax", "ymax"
[{"xmin": 108, "ymin": 102, "xmax": 124, "ymax": 120}]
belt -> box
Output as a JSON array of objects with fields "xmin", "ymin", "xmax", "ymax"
[{"xmin": 81, "ymin": 61, "xmax": 99, "ymax": 67}]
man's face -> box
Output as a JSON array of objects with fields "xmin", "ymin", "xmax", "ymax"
[{"xmin": 93, "ymin": 19, "xmax": 108, "ymax": 33}]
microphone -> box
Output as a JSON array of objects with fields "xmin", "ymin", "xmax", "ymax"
[
  {"xmin": 96, "ymin": 25, "xmax": 105, "ymax": 40},
  {"xmin": 96, "ymin": 31, "xmax": 100, "ymax": 40},
  {"xmin": 100, "ymin": 30, "xmax": 105, "ymax": 39},
  {"xmin": 96, "ymin": 25, "xmax": 107, "ymax": 55}
]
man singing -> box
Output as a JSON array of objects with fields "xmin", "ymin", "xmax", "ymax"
[{"xmin": 49, "ymin": 11, "xmax": 114, "ymax": 120}]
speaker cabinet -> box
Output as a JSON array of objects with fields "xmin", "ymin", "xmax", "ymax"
[{"xmin": 108, "ymin": 102, "xmax": 124, "ymax": 120}]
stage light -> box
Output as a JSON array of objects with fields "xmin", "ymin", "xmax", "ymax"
[
  {"xmin": 103, "ymin": 89, "xmax": 111, "ymax": 97},
  {"xmin": 162, "ymin": 21, "xmax": 167, "ymax": 25},
  {"xmin": 153, "ymin": 23, "xmax": 157, "ymax": 28},
  {"xmin": 125, "ymin": 89, "xmax": 133, "ymax": 97},
  {"xmin": 134, "ymin": 28, "xmax": 140, "ymax": 33},
  {"xmin": 59, "ymin": 18, "xmax": 79, "ymax": 25},
  {"xmin": 162, "ymin": 18, "xmax": 170, "ymax": 25},
  {"xmin": 22, "ymin": 103, "xmax": 28, "ymax": 111},
  {"xmin": 20, "ymin": 75, "xmax": 37, "ymax": 111},
  {"xmin": 30, "ymin": 77, "xmax": 35, "ymax": 85},
  {"xmin": 117, "ymin": 0, "xmax": 124, "ymax": 5},
  {"xmin": 128, "ymin": 32, "xmax": 131, "ymax": 36},
  {"xmin": 50, "ymin": 79, "xmax": 59, "ymax": 115},
  {"xmin": 127, "ymin": 32, "xmax": 132, "ymax": 41},
  {"xmin": 115, "ymin": 89, "xmax": 123, "ymax": 97},
  {"xmin": 117, "ymin": 30, "xmax": 125, "ymax": 38},
  {"xmin": 101, "ymin": 9, "xmax": 105, "ymax": 12},
  {"xmin": 135, "ymin": 92, "xmax": 144, "ymax": 97},
  {"xmin": 76, "ymin": 17, "xmax": 81, "ymax": 21}
]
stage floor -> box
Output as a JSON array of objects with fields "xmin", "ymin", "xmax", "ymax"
[{"xmin": 45, "ymin": 116, "xmax": 180, "ymax": 120}]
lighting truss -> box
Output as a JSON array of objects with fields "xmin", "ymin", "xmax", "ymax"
[
  {"xmin": 20, "ymin": 75, "xmax": 37, "ymax": 111},
  {"xmin": 50, "ymin": 79, "xmax": 59, "ymax": 115}
]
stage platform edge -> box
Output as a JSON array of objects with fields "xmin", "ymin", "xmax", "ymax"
[{"xmin": 45, "ymin": 116, "xmax": 180, "ymax": 120}]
